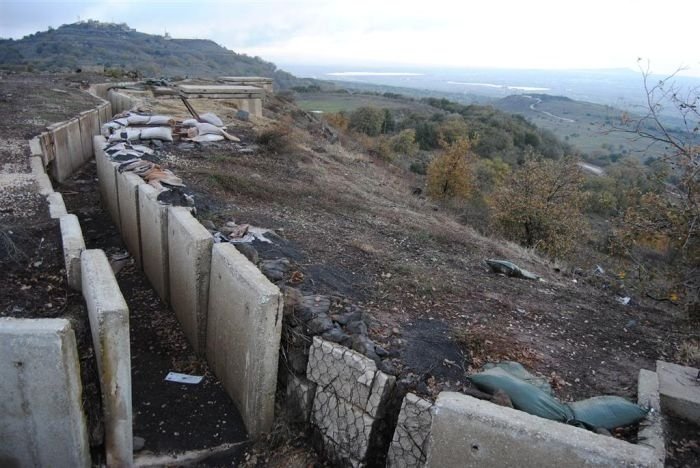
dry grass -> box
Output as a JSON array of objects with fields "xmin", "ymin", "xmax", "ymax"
[{"xmin": 677, "ymin": 339, "xmax": 700, "ymax": 368}]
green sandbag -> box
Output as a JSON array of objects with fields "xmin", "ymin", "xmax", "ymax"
[
  {"xmin": 469, "ymin": 367, "xmax": 574, "ymax": 422},
  {"xmin": 568, "ymin": 396, "xmax": 649, "ymax": 430},
  {"xmin": 483, "ymin": 361, "xmax": 553, "ymax": 395}
]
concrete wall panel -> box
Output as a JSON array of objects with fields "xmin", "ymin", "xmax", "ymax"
[
  {"xmin": 94, "ymin": 136, "xmax": 121, "ymax": 230},
  {"xmin": 65, "ymin": 118, "xmax": 85, "ymax": 173},
  {"xmin": 78, "ymin": 110, "xmax": 99, "ymax": 164},
  {"xmin": 138, "ymin": 184, "xmax": 169, "ymax": 302},
  {"xmin": 206, "ymin": 243, "xmax": 283, "ymax": 435},
  {"xmin": 425, "ymin": 392, "xmax": 658, "ymax": 468},
  {"xmin": 50, "ymin": 124, "xmax": 73, "ymax": 182},
  {"xmin": 0, "ymin": 318, "xmax": 91, "ymax": 468},
  {"xmin": 117, "ymin": 171, "xmax": 144, "ymax": 267},
  {"xmin": 168, "ymin": 207, "xmax": 212, "ymax": 354},
  {"xmin": 60, "ymin": 214, "xmax": 86, "ymax": 291},
  {"xmin": 81, "ymin": 249, "xmax": 133, "ymax": 467}
]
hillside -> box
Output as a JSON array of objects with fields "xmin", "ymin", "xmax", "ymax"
[{"xmin": 0, "ymin": 20, "xmax": 302, "ymax": 88}]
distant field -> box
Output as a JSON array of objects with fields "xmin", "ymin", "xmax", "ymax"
[{"xmin": 295, "ymin": 92, "xmax": 434, "ymax": 114}]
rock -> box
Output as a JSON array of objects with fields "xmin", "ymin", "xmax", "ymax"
[
  {"xmin": 351, "ymin": 335, "xmax": 380, "ymax": 362},
  {"xmin": 133, "ymin": 436, "xmax": 145, "ymax": 452},
  {"xmin": 287, "ymin": 349, "xmax": 308, "ymax": 374},
  {"xmin": 236, "ymin": 109, "xmax": 251, "ymax": 121},
  {"xmin": 307, "ymin": 314, "xmax": 334, "ymax": 335},
  {"xmin": 375, "ymin": 345, "xmax": 389, "ymax": 358},
  {"xmin": 380, "ymin": 360, "xmax": 398, "ymax": 376},
  {"xmin": 235, "ymin": 243, "xmax": 259, "ymax": 264},
  {"xmin": 331, "ymin": 310, "xmax": 363, "ymax": 325},
  {"xmin": 321, "ymin": 326, "xmax": 351, "ymax": 345},
  {"xmin": 345, "ymin": 319, "xmax": 368, "ymax": 336},
  {"xmin": 260, "ymin": 258, "xmax": 290, "ymax": 281}
]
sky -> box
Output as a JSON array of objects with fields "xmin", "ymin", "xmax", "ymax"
[{"xmin": 1, "ymin": 0, "xmax": 698, "ymax": 75}]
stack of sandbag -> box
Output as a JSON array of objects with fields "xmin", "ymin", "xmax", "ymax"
[
  {"xmin": 469, "ymin": 361, "xmax": 649, "ymax": 431},
  {"xmin": 181, "ymin": 113, "xmax": 240, "ymax": 142},
  {"xmin": 101, "ymin": 111, "xmax": 175, "ymax": 142}
]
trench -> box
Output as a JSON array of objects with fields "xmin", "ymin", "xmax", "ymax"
[{"xmin": 57, "ymin": 160, "xmax": 248, "ymax": 463}]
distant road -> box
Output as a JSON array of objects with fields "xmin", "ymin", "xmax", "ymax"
[{"xmin": 523, "ymin": 95, "xmax": 576, "ymax": 123}]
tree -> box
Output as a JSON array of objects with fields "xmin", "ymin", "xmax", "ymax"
[
  {"xmin": 609, "ymin": 63, "xmax": 699, "ymax": 314},
  {"xmin": 349, "ymin": 106, "xmax": 386, "ymax": 136},
  {"xmin": 490, "ymin": 155, "xmax": 586, "ymax": 258},
  {"xmin": 426, "ymin": 138, "xmax": 476, "ymax": 201},
  {"xmin": 390, "ymin": 129, "xmax": 419, "ymax": 157}
]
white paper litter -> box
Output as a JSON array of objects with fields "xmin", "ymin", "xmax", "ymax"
[{"xmin": 164, "ymin": 372, "xmax": 203, "ymax": 384}]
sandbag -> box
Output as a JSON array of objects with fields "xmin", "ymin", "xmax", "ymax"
[
  {"xmin": 469, "ymin": 367, "xmax": 574, "ymax": 422},
  {"xmin": 182, "ymin": 118, "xmax": 198, "ymax": 127},
  {"xmin": 484, "ymin": 361, "xmax": 552, "ymax": 394},
  {"xmin": 146, "ymin": 115, "xmax": 173, "ymax": 126},
  {"xmin": 140, "ymin": 127, "xmax": 173, "ymax": 142},
  {"xmin": 108, "ymin": 129, "xmax": 141, "ymax": 142},
  {"xmin": 199, "ymin": 112, "xmax": 223, "ymax": 126},
  {"xmin": 568, "ymin": 396, "xmax": 649, "ymax": 430},
  {"xmin": 126, "ymin": 114, "xmax": 151, "ymax": 125}
]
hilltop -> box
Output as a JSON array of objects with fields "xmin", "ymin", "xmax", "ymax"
[{"xmin": 0, "ymin": 20, "xmax": 303, "ymax": 88}]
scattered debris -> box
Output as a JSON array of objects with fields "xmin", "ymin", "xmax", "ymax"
[
  {"xmin": 164, "ymin": 372, "xmax": 204, "ymax": 385},
  {"xmin": 485, "ymin": 259, "xmax": 540, "ymax": 280},
  {"xmin": 617, "ymin": 296, "xmax": 631, "ymax": 305}
]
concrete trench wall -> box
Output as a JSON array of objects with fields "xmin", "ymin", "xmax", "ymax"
[{"xmin": 0, "ymin": 88, "xmax": 137, "ymax": 466}]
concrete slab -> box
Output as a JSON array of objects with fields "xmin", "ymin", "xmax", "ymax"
[
  {"xmin": 29, "ymin": 136, "xmax": 43, "ymax": 157},
  {"xmin": 29, "ymin": 156, "xmax": 44, "ymax": 175},
  {"xmin": 387, "ymin": 393, "xmax": 433, "ymax": 468},
  {"xmin": 50, "ymin": 124, "xmax": 73, "ymax": 182},
  {"xmin": 178, "ymin": 84, "xmax": 265, "ymax": 96},
  {"xmin": 60, "ymin": 214, "xmax": 86, "ymax": 291},
  {"xmin": 638, "ymin": 370, "xmax": 665, "ymax": 466},
  {"xmin": 39, "ymin": 131, "xmax": 54, "ymax": 167},
  {"xmin": 117, "ymin": 171, "xmax": 144, "ymax": 267},
  {"xmin": 94, "ymin": 136, "xmax": 121, "ymax": 230},
  {"xmin": 425, "ymin": 392, "xmax": 659, "ymax": 468},
  {"xmin": 168, "ymin": 206, "xmax": 212, "ymax": 354},
  {"xmin": 66, "ymin": 118, "xmax": 85, "ymax": 173},
  {"xmin": 249, "ymin": 98, "xmax": 263, "ymax": 118},
  {"xmin": 138, "ymin": 184, "xmax": 169, "ymax": 303},
  {"xmin": 0, "ymin": 318, "xmax": 91, "ymax": 468},
  {"xmin": 657, "ymin": 360, "xmax": 700, "ymax": 424},
  {"xmin": 206, "ymin": 243, "xmax": 283, "ymax": 435},
  {"xmin": 35, "ymin": 173, "xmax": 54, "ymax": 195},
  {"xmin": 48, "ymin": 191, "xmax": 68, "ymax": 219},
  {"xmin": 81, "ymin": 249, "xmax": 133, "ymax": 467},
  {"xmin": 78, "ymin": 110, "xmax": 99, "ymax": 164}
]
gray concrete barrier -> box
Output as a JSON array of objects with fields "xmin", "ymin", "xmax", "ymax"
[
  {"xmin": 206, "ymin": 243, "xmax": 283, "ymax": 435},
  {"xmin": 657, "ymin": 360, "xmax": 700, "ymax": 424},
  {"xmin": 138, "ymin": 184, "xmax": 170, "ymax": 303},
  {"xmin": 81, "ymin": 249, "xmax": 133, "ymax": 467},
  {"xmin": 60, "ymin": 214, "xmax": 86, "ymax": 291},
  {"xmin": 65, "ymin": 118, "xmax": 85, "ymax": 174},
  {"xmin": 425, "ymin": 392, "xmax": 659, "ymax": 468},
  {"xmin": 50, "ymin": 123, "xmax": 73, "ymax": 182},
  {"xmin": 94, "ymin": 136, "xmax": 121, "ymax": 230},
  {"xmin": 168, "ymin": 206, "xmax": 212, "ymax": 354},
  {"xmin": 117, "ymin": 171, "xmax": 144, "ymax": 267},
  {"xmin": 0, "ymin": 318, "xmax": 91, "ymax": 468},
  {"xmin": 638, "ymin": 370, "xmax": 665, "ymax": 466},
  {"xmin": 48, "ymin": 191, "xmax": 68, "ymax": 219},
  {"xmin": 387, "ymin": 393, "xmax": 433, "ymax": 468},
  {"xmin": 78, "ymin": 109, "xmax": 99, "ymax": 165}
]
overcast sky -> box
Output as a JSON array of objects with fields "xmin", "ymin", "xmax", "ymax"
[{"xmin": 2, "ymin": 0, "xmax": 698, "ymax": 75}]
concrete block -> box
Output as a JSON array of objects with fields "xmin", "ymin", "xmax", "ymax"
[
  {"xmin": 206, "ymin": 243, "xmax": 283, "ymax": 435},
  {"xmin": 117, "ymin": 171, "xmax": 144, "ymax": 267},
  {"xmin": 39, "ymin": 131, "xmax": 54, "ymax": 167},
  {"xmin": 387, "ymin": 393, "xmax": 433, "ymax": 468},
  {"xmin": 657, "ymin": 360, "xmax": 700, "ymax": 424},
  {"xmin": 286, "ymin": 372, "xmax": 317, "ymax": 423},
  {"xmin": 36, "ymin": 173, "xmax": 54, "ymax": 195},
  {"xmin": 637, "ymin": 370, "xmax": 665, "ymax": 466},
  {"xmin": 94, "ymin": 136, "xmax": 121, "ymax": 229},
  {"xmin": 66, "ymin": 118, "xmax": 85, "ymax": 173},
  {"xmin": 29, "ymin": 156, "xmax": 44, "ymax": 175},
  {"xmin": 250, "ymin": 98, "xmax": 263, "ymax": 118},
  {"xmin": 425, "ymin": 392, "xmax": 659, "ymax": 468},
  {"xmin": 0, "ymin": 318, "xmax": 91, "ymax": 468},
  {"xmin": 50, "ymin": 124, "xmax": 73, "ymax": 182},
  {"xmin": 29, "ymin": 136, "xmax": 43, "ymax": 157},
  {"xmin": 168, "ymin": 206, "xmax": 212, "ymax": 354},
  {"xmin": 81, "ymin": 249, "xmax": 133, "ymax": 467},
  {"xmin": 48, "ymin": 192, "xmax": 67, "ymax": 219},
  {"xmin": 312, "ymin": 388, "xmax": 375, "ymax": 461},
  {"xmin": 138, "ymin": 184, "xmax": 169, "ymax": 303},
  {"xmin": 307, "ymin": 337, "xmax": 378, "ymax": 409},
  {"xmin": 78, "ymin": 110, "xmax": 99, "ymax": 164},
  {"xmin": 60, "ymin": 214, "xmax": 86, "ymax": 291}
]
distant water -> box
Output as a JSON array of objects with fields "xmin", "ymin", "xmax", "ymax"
[
  {"xmin": 447, "ymin": 81, "xmax": 550, "ymax": 92},
  {"xmin": 326, "ymin": 72, "xmax": 423, "ymax": 76}
]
